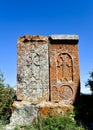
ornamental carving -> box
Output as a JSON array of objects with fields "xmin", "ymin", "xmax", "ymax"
[
  {"xmin": 17, "ymin": 37, "xmax": 49, "ymax": 102},
  {"xmin": 57, "ymin": 53, "xmax": 73, "ymax": 84},
  {"xmin": 59, "ymin": 85, "xmax": 73, "ymax": 100},
  {"xmin": 26, "ymin": 52, "xmax": 40, "ymax": 81}
]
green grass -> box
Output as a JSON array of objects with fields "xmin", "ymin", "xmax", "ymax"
[
  {"xmin": 0, "ymin": 120, "xmax": 6, "ymax": 130},
  {"xmin": 13, "ymin": 111, "xmax": 85, "ymax": 130}
]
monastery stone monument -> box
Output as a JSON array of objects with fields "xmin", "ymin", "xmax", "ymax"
[
  {"xmin": 6, "ymin": 35, "xmax": 80, "ymax": 129},
  {"xmin": 17, "ymin": 36, "xmax": 49, "ymax": 102}
]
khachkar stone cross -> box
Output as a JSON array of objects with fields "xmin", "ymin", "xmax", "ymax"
[
  {"xmin": 17, "ymin": 35, "xmax": 49, "ymax": 102},
  {"xmin": 49, "ymin": 35, "xmax": 80, "ymax": 103},
  {"xmin": 17, "ymin": 35, "xmax": 80, "ymax": 104},
  {"xmin": 6, "ymin": 34, "xmax": 80, "ymax": 129}
]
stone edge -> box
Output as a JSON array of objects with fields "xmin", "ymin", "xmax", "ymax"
[
  {"xmin": 49, "ymin": 35, "xmax": 79, "ymax": 40},
  {"xmin": 18, "ymin": 35, "xmax": 48, "ymax": 43}
]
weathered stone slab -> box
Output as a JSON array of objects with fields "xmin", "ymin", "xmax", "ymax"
[
  {"xmin": 17, "ymin": 35, "xmax": 49, "ymax": 102},
  {"xmin": 6, "ymin": 101, "xmax": 38, "ymax": 130},
  {"xmin": 7, "ymin": 34, "xmax": 80, "ymax": 129},
  {"xmin": 49, "ymin": 35, "xmax": 80, "ymax": 104},
  {"xmin": 37, "ymin": 101, "xmax": 74, "ymax": 118},
  {"xmin": 10, "ymin": 101, "xmax": 37, "ymax": 126},
  {"xmin": 6, "ymin": 101, "xmax": 73, "ymax": 130}
]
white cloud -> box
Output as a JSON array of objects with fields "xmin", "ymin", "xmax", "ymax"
[{"xmin": 81, "ymin": 82, "xmax": 92, "ymax": 94}]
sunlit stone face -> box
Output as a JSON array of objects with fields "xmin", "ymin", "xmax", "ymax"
[{"xmin": 17, "ymin": 36, "xmax": 49, "ymax": 102}]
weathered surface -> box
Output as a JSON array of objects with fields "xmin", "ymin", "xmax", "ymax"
[
  {"xmin": 37, "ymin": 101, "xmax": 74, "ymax": 118},
  {"xmin": 49, "ymin": 35, "xmax": 80, "ymax": 104},
  {"xmin": 7, "ymin": 35, "xmax": 80, "ymax": 129},
  {"xmin": 6, "ymin": 101, "xmax": 73, "ymax": 130},
  {"xmin": 17, "ymin": 35, "xmax": 49, "ymax": 102},
  {"xmin": 7, "ymin": 101, "xmax": 37, "ymax": 126},
  {"xmin": 6, "ymin": 101, "xmax": 38, "ymax": 130}
]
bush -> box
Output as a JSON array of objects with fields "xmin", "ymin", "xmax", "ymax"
[
  {"xmin": 0, "ymin": 86, "xmax": 15, "ymax": 123},
  {"xmin": 0, "ymin": 71, "xmax": 15, "ymax": 124},
  {"xmin": 35, "ymin": 112, "xmax": 84, "ymax": 130}
]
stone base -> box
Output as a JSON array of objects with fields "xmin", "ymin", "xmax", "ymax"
[{"xmin": 6, "ymin": 101, "xmax": 74, "ymax": 130}]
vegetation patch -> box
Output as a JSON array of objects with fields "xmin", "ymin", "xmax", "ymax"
[
  {"xmin": 13, "ymin": 111, "xmax": 85, "ymax": 130},
  {"xmin": 0, "ymin": 70, "xmax": 15, "ymax": 125}
]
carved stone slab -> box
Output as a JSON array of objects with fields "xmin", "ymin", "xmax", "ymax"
[
  {"xmin": 17, "ymin": 35, "xmax": 49, "ymax": 102},
  {"xmin": 49, "ymin": 35, "xmax": 80, "ymax": 104},
  {"xmin": 6, "ymin": 35, "xmax": 80, "ymax": 129}
]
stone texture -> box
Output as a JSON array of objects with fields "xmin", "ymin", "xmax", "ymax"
[
  {"xmin": 10, "ymin": 101, "xmax": 37, "ymax": 125},
  {"xmin": 6, "ymin": 101, "xmax": 38, "ymax": 130},
  {"xmin": 17, "ymin": 35, "xmax": 49, "ymax": 103},
  {"xmin": 7, "ymin": 34, "xmax": 80, "ymax": 129},
  {"xmin": 6, "ymin": 101, "xmax": 73, "ymax": 130},
  {"xmin": 49, "ymin": 35, "xmax": 80, "ymax": 104},
  {"xmin": 37, "ymin": 101, "xmax": 74, "ymax": 119}
]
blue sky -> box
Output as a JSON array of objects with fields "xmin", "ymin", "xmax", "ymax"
[{"xmin": 0, "ymin": 0, "xmax": 93, "ymax": 93}]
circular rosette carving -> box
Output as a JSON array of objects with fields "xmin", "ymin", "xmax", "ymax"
[{"xmin": 59, "ymin": 85, "xmax": 73, "ymax": 100}]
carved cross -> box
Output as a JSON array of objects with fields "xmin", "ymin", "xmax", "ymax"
[{"xmin": 57, "ymin": 53, "xmax": 72, "ymax": 82}]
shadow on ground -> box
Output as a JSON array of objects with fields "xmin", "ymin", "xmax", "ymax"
[{"xmin": 75, "ymin": 94, "xmax": 93, "ymax": 130}]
